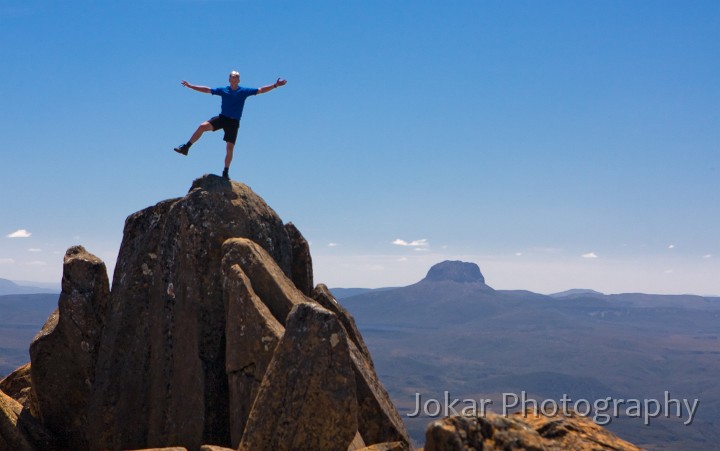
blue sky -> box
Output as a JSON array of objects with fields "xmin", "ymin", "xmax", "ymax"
[{"xmin": 1, "ymin": 0, "xmax": 718, "ymax": 294}]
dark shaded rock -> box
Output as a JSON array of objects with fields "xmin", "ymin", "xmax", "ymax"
[
  {"xmin": 29, "ymin": 246, "xmax": 109, "ymax": 451},
  {"xmin": 125, "ymin": 448, "xmax": 188, "ymax": 451},
  {"xmin": 349, "ymin": 338, "xmax": 411, "ymax": 449},
  {"xmin": 17, "ymin": 175, "xmax": 420, "ymax": 451},
  {"xmin": 222, "ymin": 255, "xmax": 284, "ymax": 448},
  {"xmin": 422, "ymin": 260, "xmax": 485, "ymax": 284},
  {"xmin": 0, "ymin": 363, "xmax": 38, "ymax": 417},
  {"xmin": 285, "ymin": 222, "xmax": 314, "ymax": 296},
  {"xmin": 356, "ymin": 443, "xmax": 407, "ymax": 451},
  {"xmin": 313, "ymin": 285, "xmax": 411, "ymax": 448},
  {"xmin": 221, "ymin": 237, "xmax": 306, "ymax": 326},
  {"xmin": 424, "ymin": 409, "xmax": 643, "ymax": 451},
  {"xmin": 87, "ymin": 198, "xmax": 176, "ymax": 450},
  {"xmin": 222, "ymin": 238, "xmax": 410, "ymax": 448},
  {"xmin": 0, "ymin": 390, "xmax": 53, "ymax": 451},
  {"xmin": 1, "ymin": 390, "xmax": 34, "ymax": 451},
  {"xmin": 312, "ymin": 284, "xmax": 373, "ymax": 363},
  {"xmin": 238, "ymin": 302, "xmax": 358, "ymax": 451},
  {"xmin": 348, "ymin": 431, "xmax": 366, "ymax": 450},
  {"xmin": 88, "ymin": 176, "xmax": 294, "ymax": 450},
  {"xmin": 199, "ymin": 446, "xmax": 235, "ymax": 451}
]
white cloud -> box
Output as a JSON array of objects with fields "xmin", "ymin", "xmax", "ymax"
[
  {"xmin": 664, "ymin": 269, "xmax": 674, "ymax": 274},
  {"xmin": 393, "ymin": 238, "xmax": 428, "ymax": 247},
  {"xmin": 582, "ymin": 252, "xmax": 598, "ymax": 259},
  {"xmin": 28, "ymin": 248, "xmax": 42, "ymax": 252},
  {"xmin": 703, "ymin": 254, "xmax": 712, "ymax": 259},
  {"xmin": 668, "ymin": 244, "xmax": 675, "ymax": 249},
  {"xmin": 397, "ymin": 257, "xmax": 408, "ymax": 262},
  {"xmin": 6, "ymin": 229, "xmax": 32, "ymax": 238},
  {"xmin": 26, "ymin": 260, "xmax": 47, "ymax": 266},
  {"xmin": 328, "ymin": 243, "xmax": 338, "ymax": 247},
  {"xmin": 515, "ymin": 252, "xmax": 523, "ymax": 256},
  {"xmin": 0, "ymin": 258, "xmax": 15, "ymax": 265}
]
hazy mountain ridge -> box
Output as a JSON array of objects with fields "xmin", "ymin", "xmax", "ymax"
[
  {"xmin": 330, "ymin": 287, "xmax": 400, "ymax": 300},
  {"xmin": 0, "ymin": 278, "xmax": 59, "ymax": 296},
  {"xmin": 337, "ymin": 261, "xmax": 720, "ymax": 450},
  {"xmin": 0, "ymin": 294, "xmax": 58, "ymax": 376}
]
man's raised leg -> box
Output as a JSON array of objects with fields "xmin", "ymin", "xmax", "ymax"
[
  {"xmin": 175, "ymin": 121, "xmax": 213, "ymax": 155},
  {"xmin": 190, "ymin": 121, "xmax": 214, "ymax": 144}
]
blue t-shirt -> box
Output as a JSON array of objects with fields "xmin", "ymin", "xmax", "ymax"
[{"xmin": 210, "ymin": 86, "xmax": 259, "ymax": 120}]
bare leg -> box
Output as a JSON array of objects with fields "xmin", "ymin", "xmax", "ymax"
[
  {"xmin": 190, "ymin": 122, "xmax": 213, "ymax": 144},
  {"xmin": 224, "ymin": 141, "xmax": 235, "ymax": 168}
]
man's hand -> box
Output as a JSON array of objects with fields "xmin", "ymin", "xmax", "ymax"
[
  {"xmin": 180, "ymin": 81, "xmax": 211, "ymax": 94},
  {"xmin": 259, "ymin": 78, "xmax": 288, "ymax": 94}
]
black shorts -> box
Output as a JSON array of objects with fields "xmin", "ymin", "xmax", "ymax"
[{"xmin": 208, "ymin": 115, "xmax": 240, "ymax": 144}]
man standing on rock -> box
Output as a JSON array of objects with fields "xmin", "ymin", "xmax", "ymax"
[{"xmin": 174, "ymin": 71, "xmax": 287, "ymax": 180}]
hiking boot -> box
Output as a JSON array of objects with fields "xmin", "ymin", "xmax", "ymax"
[
  {"xmin": 174, "ymin": 143, "xmax": 191, "ymax": 155},
  {"xmin": 222, "ymin": 168, "xmax": 230, "ymax": 180}
]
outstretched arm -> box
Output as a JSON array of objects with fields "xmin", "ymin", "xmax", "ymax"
[
  {"xmin": 181, "ymin": 80, "xmax": 211, "ymax": 94},
  {"xmin": 257, "ymin": 78, "xmax": 287, "ymax": 94}
]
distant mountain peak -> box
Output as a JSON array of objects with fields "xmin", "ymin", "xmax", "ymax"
[
  {"xmin": 550, "ymin": 288, "xmax": 604, "ymax": 298},
  {"xmin": 0, "ymin": 278, "xmax": 19, "ymax": 288},
  {"xmin": 422, "ymin": 260, "xmax": 486, "ymax": 284}
]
